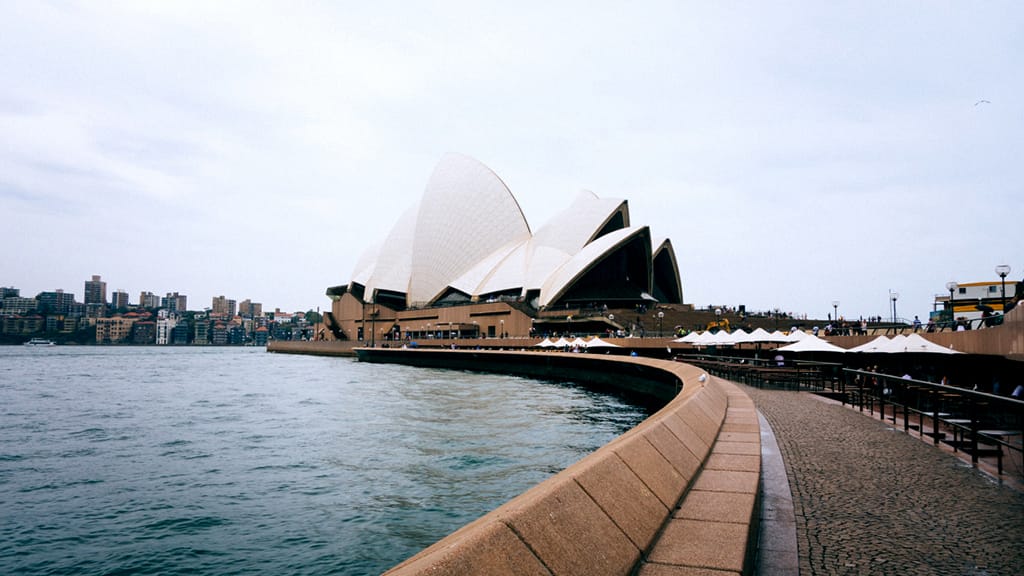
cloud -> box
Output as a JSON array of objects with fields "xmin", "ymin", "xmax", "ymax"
[{"xmin": 1, "ymin": 1, "xmax": 1021, "ymax": 317}]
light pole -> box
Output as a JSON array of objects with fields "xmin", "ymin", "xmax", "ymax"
[
  {"xmin": 832, "ymin": 300, "xmax": 839, "ymax": 323},
  {"xmin": 995, "ymin": 264, "xmax": 1011, "ymax": 313},
  {"xmin": 500, "ymin": 319, "xmax": 505, "ymax": 339},
  {"xmin": 890, "ymin": 292, "xmax": 899, "ymax": 324},
  {"xmin": 657, "ymin": 311, "xmax": 664, "ymax": 338},
  {"xmin": 946, "ymin": 281, "xmax": 958, "ymax": 328}
]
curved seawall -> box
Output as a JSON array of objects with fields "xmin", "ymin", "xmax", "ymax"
[{"xmin": 356, "ymin": 348, "xmax": 761, "ymax": 576}]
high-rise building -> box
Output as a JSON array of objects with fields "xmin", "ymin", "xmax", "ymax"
[
  {"xmin": 162, "ymin": 292, "xmax": 187, "ymax": 313},
  {"xmin": 139, "ymin": 291, "xmax": 160, "ymax": 308},
  {"xmin": 37, "ymin": 290, "xmax": 75, "ymax": 315},
  {"xmin": 238, "ymin": 299, "xmax": 263, "ymax": 318},
  {"xmin": 84, "ymin": 275, "xmax": 107, "ymax": 306},
  {"xmin": 112, "ymin": 290, "xmax": 130, "ymax": 310},
  {"xmin": 211, "ymin": 295, "xmax": 236, "ymax": 317},
  {"xmin": 1, "ymin": 296, "xmax": 37, "ymax": 315}
]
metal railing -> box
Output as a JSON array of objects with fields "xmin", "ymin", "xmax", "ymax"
[
  {"xmin": 678, "ymin": 354, "xmax": 1024, "ymax": 478},
  {"xmin": 837, "ymin": 369, "xmax": 1024, "ymax": 476}
]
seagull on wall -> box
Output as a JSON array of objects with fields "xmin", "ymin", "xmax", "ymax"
[{"xmin": 974, "ymin": 99, "xmax": 991, "ymax": 106}]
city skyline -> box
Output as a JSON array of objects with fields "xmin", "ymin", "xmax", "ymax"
[
  {"xmin": 3, "ymin": 275, "xmax": 312, "ymax": 315},
  {"xmin": 2, "ymin": 3, "xmax": 1021, "ymax": 320}
]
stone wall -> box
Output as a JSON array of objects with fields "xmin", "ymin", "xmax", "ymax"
[{"xmin": 352, "ymin": 349, "xmax": 760, "ymax": 576}]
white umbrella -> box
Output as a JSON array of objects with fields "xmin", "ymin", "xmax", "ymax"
[
  {"xmin": 881, "ymin": 334, "xmax": 908, "ymax": 353},
  {"xmin": 775, "ymin": 334, "xmax": 848, "ymax": 353},
  {"xmin": 767, "ymin": 330, "xmax": 792, "ymax": 343},
  {"xmin": 552, "ymin": 337, "xmax": 571, "ymax": 348},
  {"xmin": 570, "ymin": 337, "xmax": 589, "ymax": 348},
  {"xmin": 728, "ymin": 329, "xmax": 751, "ymax": 344},
  {"xmin": 586, "ymin": 336, "xmax": 620, "ymax": 348},
  {"xmin": 711, "ymin": 330, "xmax": 740, "ymax": 345},
  {"xmin": 746, "ymin": 327, "xmax": 775, "ymax": 342},
  {"xmin": 693, "ymin": 331, "xmax": 721, "ymax": 346},
  {"xmin": 785, "ymin": 329, "xmax": 809, "ymax": 342},
  {"xmin": 673, "ymin": 331, "xmax": 702, "ymax": 343},
  {"xmin": 896, "ymin": 334, "xmax": 963, "ymax": 354},
  {"xmin": 848, "ymin": 335, "xmax": 892, "ymax": 353},
  {"xmin": 534, "ymin": 338, "xmax": 556, "ymax": 348}
]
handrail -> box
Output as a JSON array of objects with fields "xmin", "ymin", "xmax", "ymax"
[
  {"xmin": 685, "ymin": 354, "xmax": 1023, "ymax": 480},
  {"xmin": 839, "ymin": 369, "xmax": 1024, "ymax": 477}
]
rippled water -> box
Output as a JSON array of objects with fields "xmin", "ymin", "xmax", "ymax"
[{"xmin": 0, "ymin": 346, "xmax": 650, "ymax": 575}]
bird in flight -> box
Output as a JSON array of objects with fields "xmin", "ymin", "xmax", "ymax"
[{"xmin": 975, "ymin": 99, "xmax": 991, "ymax": 106}]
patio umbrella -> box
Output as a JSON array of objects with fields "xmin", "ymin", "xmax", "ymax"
[
  {"xmin": 775, "ymin": 334, "xmax": 848, "ymax": 353},
  {"xmin": 674, "ymin": 331, "xmax": 702, "ymax": 343},
  {"xmin": 848, "ymin": 335, "xmax": 892, "ymax": 353},
  {"xmin": 586, "ymin": 336, "xmax": 620, "ymax": 348},
  {"xmin": 896, "ymin": 334, "xmax": 963, "ymax": 354}
]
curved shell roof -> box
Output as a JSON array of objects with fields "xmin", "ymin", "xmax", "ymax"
[
  {"xmin": 408, "ymin": 153, "xmax": 531, "ymax": 306},
  {"xmin": 347, "ymin": 154, "xmax": 681, "ymax": 310}
]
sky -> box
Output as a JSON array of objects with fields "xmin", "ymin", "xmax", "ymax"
[{"xmin": 2, "ymin": 1, "xmax": 1021, "ymax": 320}]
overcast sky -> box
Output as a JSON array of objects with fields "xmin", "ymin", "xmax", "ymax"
[{"xmin": 2, "ymin": 1, "xmax": 1021, "ymax": 320}]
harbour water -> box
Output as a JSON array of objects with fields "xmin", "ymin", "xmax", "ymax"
[{"xmin": 0, "ymin": 346, "xmax": 650, "ymax": 575}]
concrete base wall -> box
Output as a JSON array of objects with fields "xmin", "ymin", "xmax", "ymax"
[{"xmin": 352, "ymin": 348, "xmax": 760, "ymax": 576}]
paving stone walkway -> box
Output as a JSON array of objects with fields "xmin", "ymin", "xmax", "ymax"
[{"xmin": 744, "ymin": 386, "xmax": 1024, "ymax": 576}]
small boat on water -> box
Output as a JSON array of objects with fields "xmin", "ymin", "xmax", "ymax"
[{"xmin": 24, "ymin": 338, "xmax": 56, "ymax": 347}]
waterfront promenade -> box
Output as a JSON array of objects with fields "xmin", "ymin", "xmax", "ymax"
[{"xmin": 746, "ymin": 386, "xmax": 1024, "ymax": 575}]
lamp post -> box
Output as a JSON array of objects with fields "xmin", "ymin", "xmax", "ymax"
[
  {"xmin": 995, "ymin": 264, "xmax": 1011, "ymax": 313},
  {"xmin": 832, "ymin": 300, "xmax": 839, "ymax": 323},
  {"xmin": 890, "ymin": 292, "xmax": 899, "ymax": 325},
  {"xmin": 946, "ymin": 281, "xmax": 958, "ymax": 328},
  {"xmin": 657, "ymin": 311, "xmax": 664, "ymax": 338},
  {"xmin": 500, "ymin": 319, "xmax": 505, "ymax": 339}
]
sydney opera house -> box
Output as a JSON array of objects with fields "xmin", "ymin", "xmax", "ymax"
[{"xmin": 324, "ymin": 154, "xmax": 683, "ymax": 342}]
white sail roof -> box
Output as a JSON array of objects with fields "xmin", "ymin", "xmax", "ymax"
[{"xmin": 345, "ymin": 154, "xmax": 681, "ymax": 310}]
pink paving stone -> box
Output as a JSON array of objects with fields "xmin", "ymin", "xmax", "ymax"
[
  {"xmin": 637, "ymin": 564, "xmax": 740, "ymax": 576},
  {"xmin": 504, "ymin": 480, "xmax": 640, "ymax": 576},
  {"xmin": 663, "ymin": 412, "xmax": 712, "ymax": 461},
  {"xmin": 572, "ymin": 453, "xmax": 669, "ymax": 551},
  {"xmin": 644, "ymin": 422, "xmax": 702, "ymax": 481},
  {"xmin": 614, "ymin": 436, "xmax": 686, "ymax": 509},
  {"xmin": 704, "ymin": 453, "xmax": 760, "ymax": 473},
  {"xmin": 384, "ymin": 520, "xmax": 550, "ymax": 576},
  {"xmin": 710, "ymin": 441, "xmax": 760, "ymax": 456},
  {"xmin": 646, "ymin": 519, "xmax": 749, "ymax": 572},
  {"xmin": 673, "ymin": 490, "xmax": 757, "ymax": 524},
  {"xmin": 716, "ymin": 432, "xmax": 759, "ymax": 443},
  {"xmin": 691, "ymin": 469, "xmax": 760, "ymax": 494}
]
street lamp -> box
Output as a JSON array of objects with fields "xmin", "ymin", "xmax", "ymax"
[
  {"xmin": 890, "ymin": 292, "xmax": 899, "ymax": 324},
  {"xmin": 995, "ymin": 264, "xmax": 1011, "ymax": 313},
  {"xmin": 832, "ymin": 300, "xmax": 839, "ymax": 323},
  {"xmin": 500, "ymin": 319, "xmax": 505, "ymax": 339},
  {"xmin": 657, "ymin": 311, "xmax": 664, "ymax": 337},
  {"xmin": 946, "ymin": 281, "xmax": 958, "ymax": 328}
]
